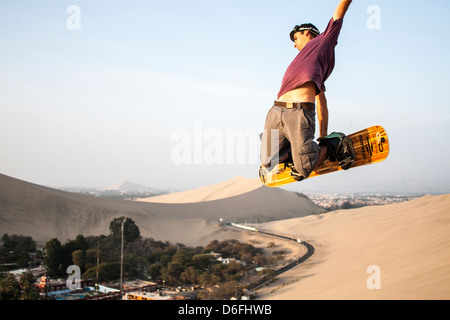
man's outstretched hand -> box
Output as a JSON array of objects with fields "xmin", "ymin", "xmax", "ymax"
[{"xmin": 333, "ymin": 0, "xmax": 353, "ymax": 21}]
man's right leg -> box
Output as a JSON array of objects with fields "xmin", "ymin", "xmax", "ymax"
[{"xmin": 260, "ymin": 107, "xmax": 289, "ymax": 170}]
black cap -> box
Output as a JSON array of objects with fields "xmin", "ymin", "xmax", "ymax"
[{"xmin": 290, "ymin": 23, "xmax": 320, "ymax": 42}]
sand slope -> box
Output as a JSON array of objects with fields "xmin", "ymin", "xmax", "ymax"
[
  {"xmin": 138, "ymin": 176, "xmax": 263, "ymax": 203},
  {"xmin": 257, "ymin": 194, "xmax": 450, "ymax": 300},
  {"xmin": 0, "ymin": 173, "xmax": 322, "ymax": 245},
  {"xmin": 1, "ymin": 173, "xmax": 448, "ymax": 299}
]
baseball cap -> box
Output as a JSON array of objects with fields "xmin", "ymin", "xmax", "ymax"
[{"xmin": 290, "ymin": 23, "xmax": 320, "ymax": 41}]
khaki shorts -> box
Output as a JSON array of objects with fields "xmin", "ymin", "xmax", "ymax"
[{"xmin": 260, "ymin": 103, "xmax": 319, "ymax": 180}]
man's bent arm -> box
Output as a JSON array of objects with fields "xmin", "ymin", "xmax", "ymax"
[
  {"xmin": 316, "ymin": 91, "xmax": 328, "ymax": 138},
  {"xmin": 333, "ymin": 0, "xmax": 352, "ymax": 21}
]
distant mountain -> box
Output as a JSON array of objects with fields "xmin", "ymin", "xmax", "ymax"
[{"xmin": 103, "ymin": 180, "xmax": 152, "ymax": 192}]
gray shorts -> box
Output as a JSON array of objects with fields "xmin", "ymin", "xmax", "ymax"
[{"xmin": 260, "ymin": 103, "xmax": 319, "ymax": 179}]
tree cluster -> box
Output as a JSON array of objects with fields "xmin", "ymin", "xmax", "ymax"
[
  {"xmin": 43, "ymin": 217, "xmax": 141, "ymax": 280},
  {"xmin": 205, "ymin": 239, "xmax": 266, "ymax": 265},
  {"xmin": 41, "ymin": 218, "xmax": 268, "ymax": 290},
  {"xmin": 146, "ymin": 239, "xmax": 267, "ymax": 300},
  {"xmin": 0, "ymin": 234, "xmax": 37, "ymax": 269},
  {"xmin": 1, "ymin": 217, "xmax": 271, "ymax": 300},
  {"xmin": 0, "ymin": 272, "xmax": 40, "ymax": 300},
  {"xmin": 147, "ymin": 245, "xmax": 247, "ymax": 287}
]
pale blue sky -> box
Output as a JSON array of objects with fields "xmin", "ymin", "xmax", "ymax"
[{"xmin": 1, "ymin": 0, "xmax": 449, "ymax": 193}]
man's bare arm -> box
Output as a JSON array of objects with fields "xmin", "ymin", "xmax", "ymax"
[
  {"xmin": 333, "ymin": 0, "xmax": 352, "ymax": 21},
  {"xmin": 316, "ymin": 91, "xmax": 328, "ymax": 138}
]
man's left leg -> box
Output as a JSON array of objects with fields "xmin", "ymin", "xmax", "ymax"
[
  {"xmin": 284, "ymin": 106, "xmax": 320, "ymax": 181},
  {"xmin": 318, "ymin": 132, "xmax": 356, "ymax": 170},
  {"xmin": 316, "ymin": 144, "xmax": 329, "ymax": 168}
]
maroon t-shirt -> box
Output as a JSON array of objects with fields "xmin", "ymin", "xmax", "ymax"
[{"xmin": 277, "ymin": 18, "xmax": 343, "ymax": 99}]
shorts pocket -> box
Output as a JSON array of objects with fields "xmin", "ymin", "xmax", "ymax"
[{"xmin": 295, "ymin": 141, "xmax": 319, "ymax": 178}]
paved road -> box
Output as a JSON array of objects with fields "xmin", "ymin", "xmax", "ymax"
[{"xmin": 226, "ymin": 223, "xmax": 315, "ymax": 288}]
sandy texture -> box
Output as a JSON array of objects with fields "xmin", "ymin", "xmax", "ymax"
[
  {"xmin": 1, "ymin": 172, "xmax": 449, "ymax": 299},
  {"xmin": 256, "ymin": 194, "xmax": 450, "ymax": 300},
  {"xmin": 138, "ymin": 176, "xmax": 264, "ymax": 203},
  {"xmin": 0, "ymin": 174, "xmax": 322, "ymax": 245}
]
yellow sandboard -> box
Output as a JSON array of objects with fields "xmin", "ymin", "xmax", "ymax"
[{"xmin": 259, "ymin": 125, "xmax": 390, "ymax": 188}]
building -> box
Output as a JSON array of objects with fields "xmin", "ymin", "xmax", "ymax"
[
  {"xmin": 37, "ymin": 274, "xmax": 95, "ymax": 295},
  {"xmin": 123, "ymin": 291, "xmax": 173, "ymax": 300}
]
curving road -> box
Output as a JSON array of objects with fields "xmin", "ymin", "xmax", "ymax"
[{"xmin": 226, "ymin": 223, "xmax": 315, "ymax": 288}]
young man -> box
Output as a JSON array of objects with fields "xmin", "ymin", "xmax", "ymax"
[{"xmin": 260, "ymin": 0, "xmax": 354, "ymax": 181}]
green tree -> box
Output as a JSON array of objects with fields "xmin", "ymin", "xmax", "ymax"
[
  {"xmin": 208, "ymin": 281, "xmax": 239, "ymax": 300},
  {"xmin": 172, "ymin": 248, "xmax": 191, "ymax": 266},
  {"xmin": 44, "ymin": 238, "xmax": 63, "ymax": 277},
  {"xmin": 210, "ymin": 264, "xmax": 226, "ymax": 283},
  {"xmin": 1, "ymin": 234, "xmax": 35, "ymax": 266},
  {"xmin": 342, "ymin": 201, "xmax": 353, "ymax": 209},
  {"xmin": 19, "ymin": 272, "xmax": 40, "ymax": 300},
  {"xmin": 192, "ymin": 254, "xmax": 215, "ymax": 270},
  {"xmin": 60, "ymin": 235, "xmax": 89, "ymax": 271},
  {"xmin": 180, "ymin": 266, "xmax": 200, "ymax": 284},
  {"xmin": 1, "ymin": 234, "xmax": 35, "ymax": 253},
  {"xmin": 109, "ymin": 217, "xmax": 140, "ymax": 243},
  {"xmin": 83, "ymin": 262, "xmax": 136, "ymax": 282},
  {"xmin": 147, "ymin": 263, "xmax": 162, "ymax": 280},
  {"xmin": 253, "ymin": 253, "xmax": 267, "ymax": 266},
  {"xmin": 205, "ymin": 240, "xmax": 220, "ymax": 252},
  {"xmin": 164, "ymin": 262, "xmax": 184, "ymax": 284},
  {"xmin": 0, "ymin": 274, "xmax": 20, "ymax": 300},
  {"xmin": 198, "ymin": 272, "xmax": 213, "ymax": 287},
  {"xmin": 208, "ymin": 281, "xmax": 240, "ymax": 300},
  {"xmin": 223, "ymin": 261, "xmax": 245, "ymax": 282},
  {"xmin": 16, "ymin": 251, "xmax": 30, "ymax": 268},
  {"xmin": 72, "ymin": 250, "xmax": 86, "ymax": 271},
  {"xmin": 64, "ymin": 235, "xmax": 88, "ymax": 252},
  {"xmin": 85, "ymin": 249, "xmax": 99, "ymax": 270}
]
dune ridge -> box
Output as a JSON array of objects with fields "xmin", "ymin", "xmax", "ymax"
[
  {"xmin": 257, "ymin": 194, "xmax": 450, "ymax": 300},
  {"xmin": 0, "ymin": 173, "xmax": 322, "ymax": 245},
  {"xmin": 138, "ymin": 176, "xmax": 264, "ymax": 203},
  {"xmin": 2, "ymin": 172, "xmax": 449, "ymax": 299}
]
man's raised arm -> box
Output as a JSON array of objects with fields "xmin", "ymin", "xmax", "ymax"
[{"xmin": 333, "ymin": 0, "xmax": 352, "ymax": 21}]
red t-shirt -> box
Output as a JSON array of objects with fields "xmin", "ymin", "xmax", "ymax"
[{"xmin": 277, "ymin": 18, "xmax": 343, "ymax": 99}]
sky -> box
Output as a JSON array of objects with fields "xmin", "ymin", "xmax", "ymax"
[{"xmin": 1, "ymin": 0, "xmax": 450, "ymax": 193}]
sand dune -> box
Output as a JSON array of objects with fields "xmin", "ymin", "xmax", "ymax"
[
  {"xmin": 138, "ymin": 176, "xmax": 264, "ymax": 203},
  {"xmin": 256, "ymin": 194, "xmax": 450, "ymax": 300},
  {"xmin": 0, "ymin": 173, "xmax": 322, "ymax": 245},
  {"xmin": 2, "ymin": 172, "xmax": 449, "ymax": 299}
]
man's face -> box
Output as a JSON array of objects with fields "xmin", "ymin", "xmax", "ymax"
[{"xmin": 293, "ymin": 32, "xmax": 310, "ymax": 52}]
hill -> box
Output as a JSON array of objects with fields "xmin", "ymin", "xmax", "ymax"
[
  {"xmin": 257, "ymin": 194, "xmax": 450, "ymax": 300},
  {"xmin": 0, "ymin": 173, "xmax": 323, "ymax": 245},
  {"xmin": 102, "ymin": 180, "xmax": 153, "ymax": 192},
  {"xmin": 138, "ymin": 176, "xmax": 263, "ymax": 203}
]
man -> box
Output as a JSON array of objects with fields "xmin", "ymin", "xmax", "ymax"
[{"xmin": 260, "ymin": 0, "xmax": 355, "ymax": 181}]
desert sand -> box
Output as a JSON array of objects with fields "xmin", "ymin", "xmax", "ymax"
[
  {"xmin": 138, "ymin": 176, "xmax": 264, "ymax": 203},
  {"xmin": 1, "ymin": 172, "xmax": 449, "ymax": 299},
  {"xmin": 0, "ymin": 173, "xmax": 322, "ymax": 246},
  {"xmin": 256, "ymin": 194, "xmax": 450, "ymax": 300}
]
